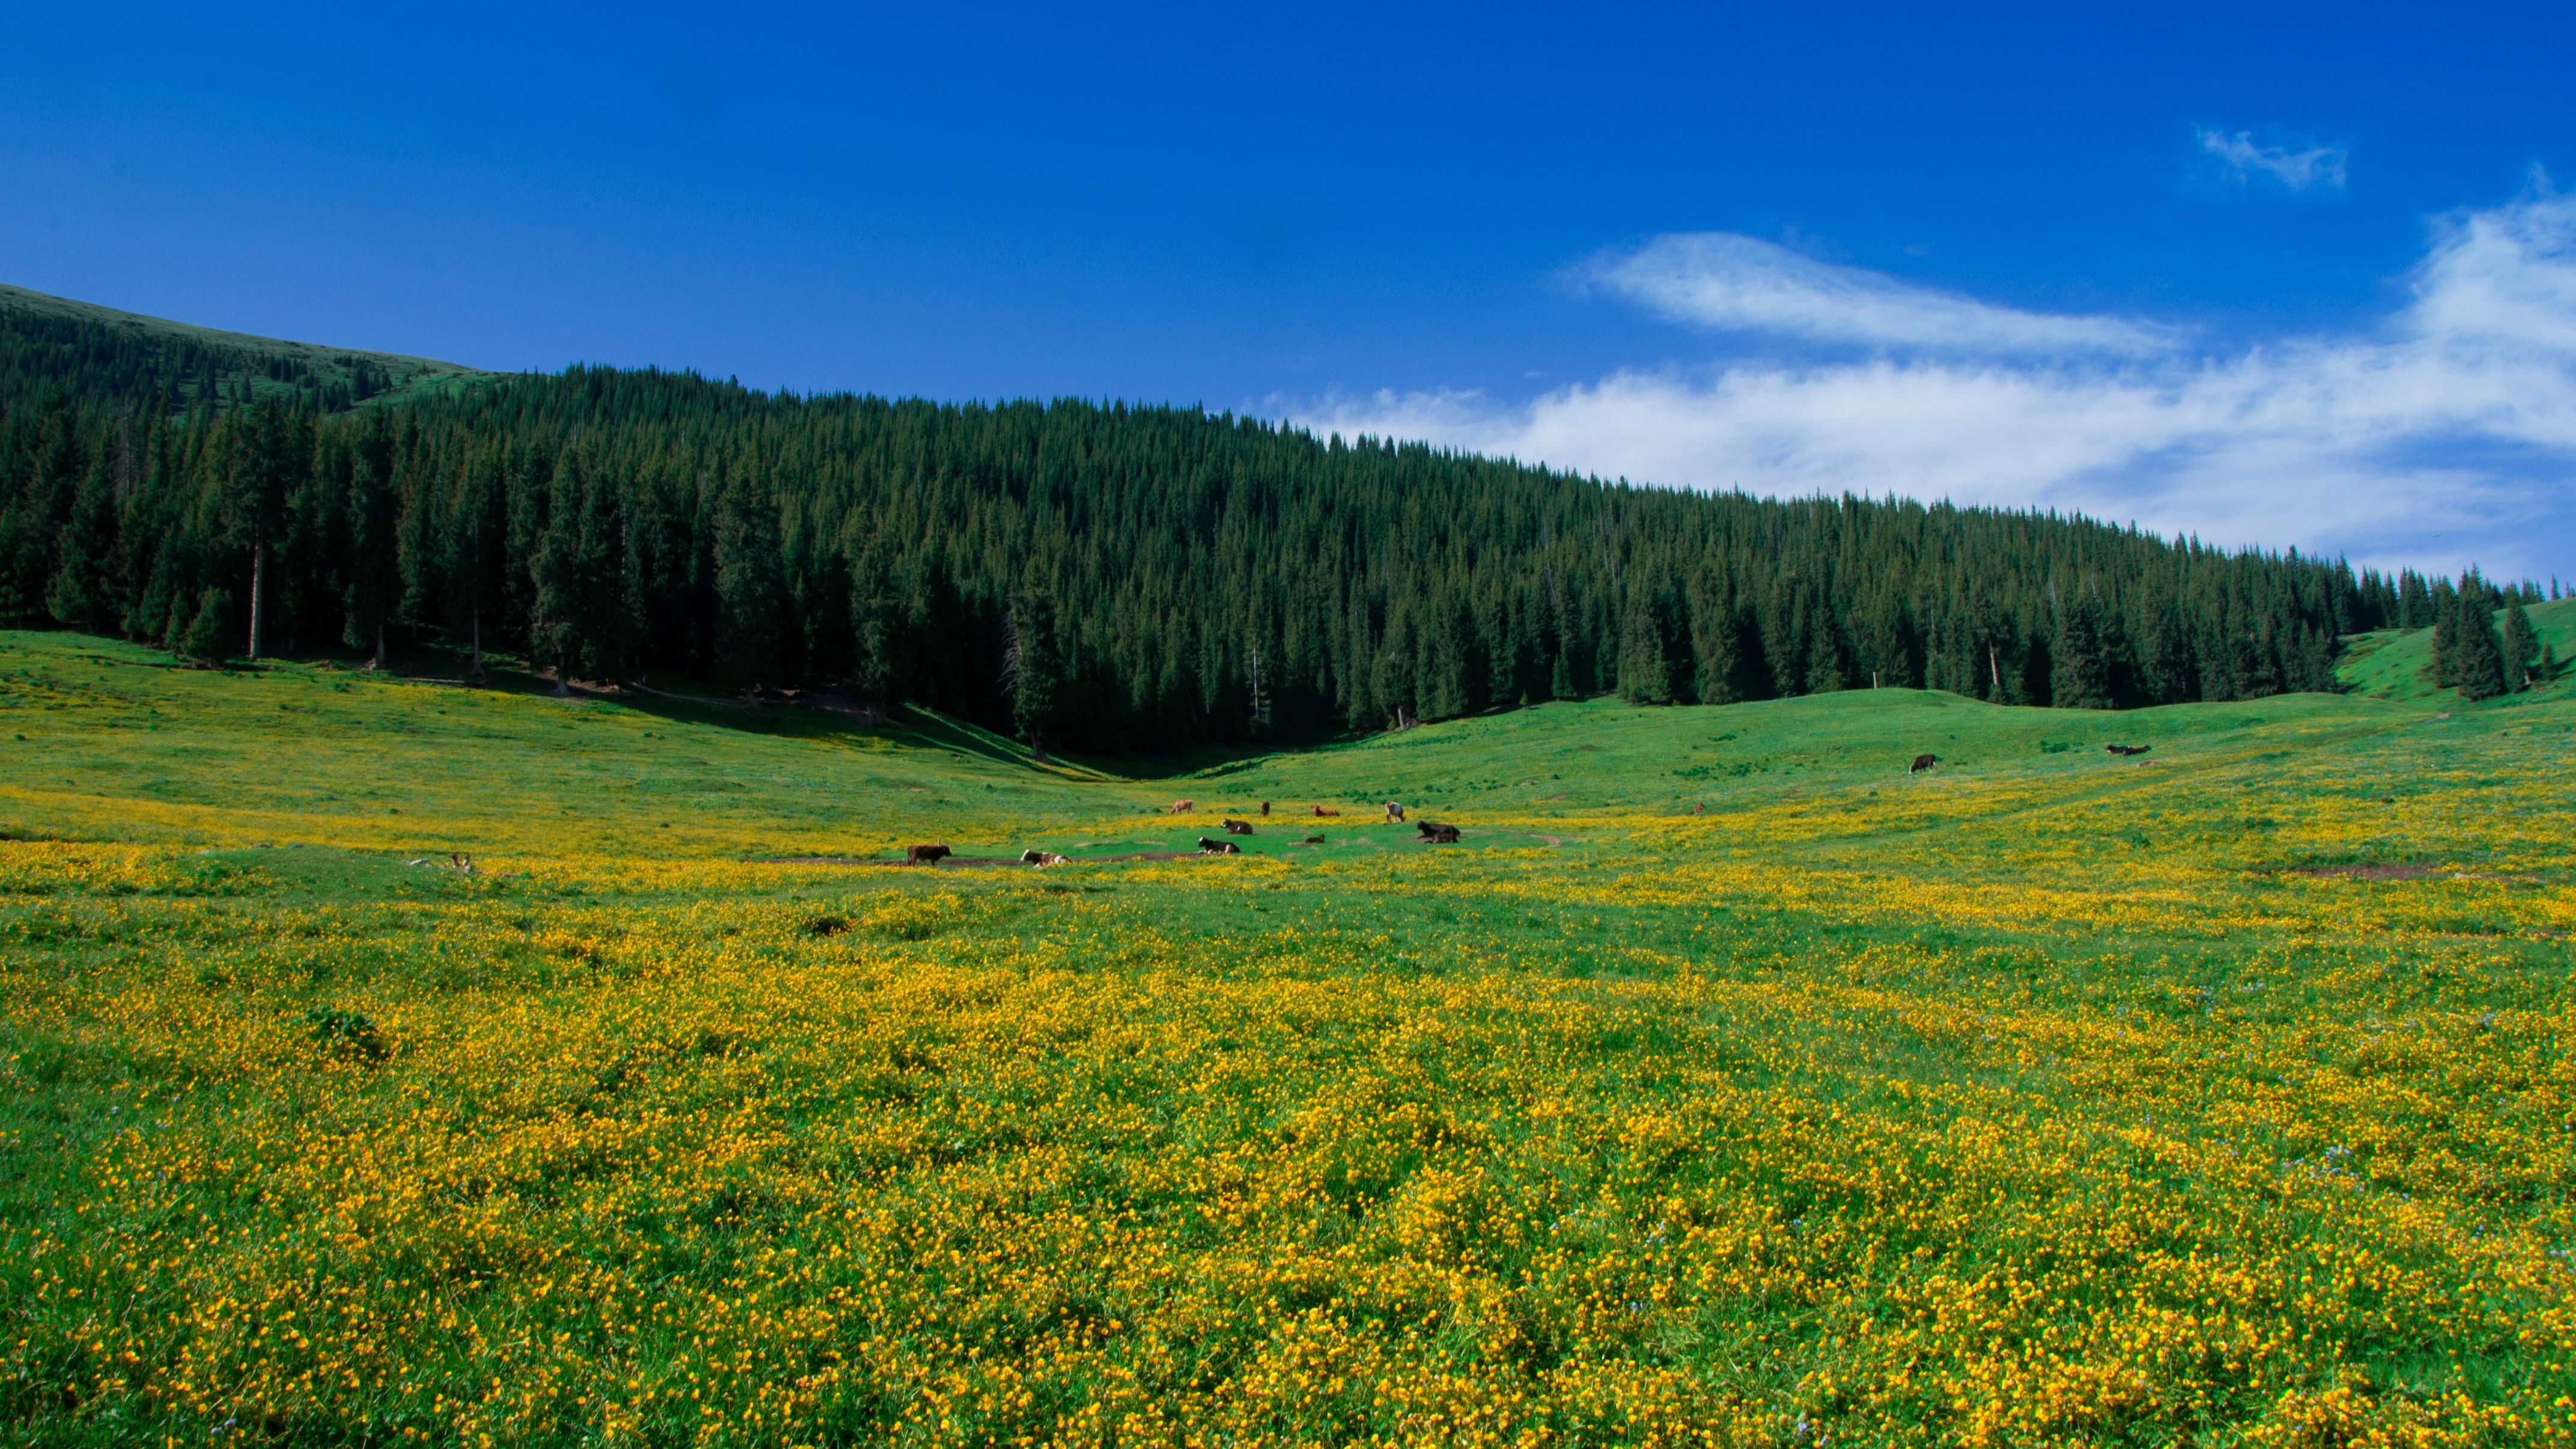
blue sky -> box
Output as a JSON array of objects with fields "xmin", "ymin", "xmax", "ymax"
[{"xmin": 5, "ymin": 2, "xmax": 2570, "ymax": 580}]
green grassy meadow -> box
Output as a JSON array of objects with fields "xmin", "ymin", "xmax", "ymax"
[{"xmin": 4, "ymin": 625, "xmax": 2575, "ymax": 1446}]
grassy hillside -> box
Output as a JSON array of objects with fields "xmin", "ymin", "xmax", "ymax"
[
  {"xmin": 5, "ymin": 626, "xmax": 2574, "ymax": 1445},
  {"xmin": 1, "ymin": 280, "xmax": 483, "ymax": 412},
  {"xmin": 2335, "ymin": 594, "xmax": 2576, "ymax": 702}
]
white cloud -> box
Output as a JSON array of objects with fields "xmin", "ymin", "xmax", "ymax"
[
  {"xmin": 2198, "ymin": 128, "xmax": 2349, "ymax": 192},
  {"xmin": 1585, "ymin": 232, "xmax": 2170, "ymax": 354},
  {"xmin": 1290, "ymin": 195, "xmax": 2576, "ymax": 581}
]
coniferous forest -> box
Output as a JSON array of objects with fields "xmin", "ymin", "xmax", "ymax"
[{"xmin": 0, "ymin": 291, "xmax": 2551, "ymax": 754}]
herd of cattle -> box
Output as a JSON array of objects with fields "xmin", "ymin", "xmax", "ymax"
[
  {"xmin": 902, "ymin": 801, "xmax": 1462, "ymax": 868},
  {"xmin": 901, "ymin": 742, "xmax": 2158, "ymax": 866}
]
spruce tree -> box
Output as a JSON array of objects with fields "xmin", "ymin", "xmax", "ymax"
[
  {"xmin": 528, "ymin": 452, "xmax": 582, "ymax": 691},
  {"xmin": 2455, "ymin": 598, "xmax": 2509, "ymax": 700},
  {"xmin": 342, "ymin": 412, "xmax": 399, "ymax": 669},
  {"xmin": 44, "ymin": 450, "xmax": 118, "ymax": 630},
  {"xmin": 1002, "ymin": 583, "xmax": 1060, "ymax": 761},
  {"xmin": 711, "ymin": 472, "xmax": 788, "ymax": 687},
  {"xmin": 2500, "ymin": 600, "xmax": 2541, "ymax": 691},
  {"xmin": 2426, "ymin": 584, "xmax": 2461, "ymax": 687},
  {"xmin": 177, "ymin": 587, "xmax": 232, "ymax": 663},
  {"xmin": 2051, "ymin": 592, "xmax": 2112, "ymax": 708}
]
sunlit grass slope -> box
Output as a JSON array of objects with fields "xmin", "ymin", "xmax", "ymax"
[
  {"xmin": 2336, "ymin": 595, "xmax": 2576, "ymax": 703},
  {"xmin": 6, "ymin": 627, "xmax": 2576, "ymax": 1447}
]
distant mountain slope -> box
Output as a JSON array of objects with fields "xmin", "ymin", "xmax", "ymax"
[
  {"xmin": 0, "ymin": 285, "xmax": 2542, "ymax": 752},
  {"xmin": 2335, "ymin": 596, "xmax": 2576, "ymax": 702},
  {"xmin": 0, "ymin": 282, "xmax": 482, "ymax": 416}
]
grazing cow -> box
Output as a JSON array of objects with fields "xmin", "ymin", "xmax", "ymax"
[
  {"xmin": 2106, "ymin": 744, "xmax": 2151, "ymax": 756},
  {"xmin": 1020, "ymin": 849, "xmax": 1069, "ymax": 867},
  {"xmin": 1260, "ymin": 801, "xmax": 1271, "ymax": 818},
  {"xmin": 1313, "ymin": 804, "xmax": 1340, "ymax": 817},
  {"xmin": 1689, "ymin": 803, "xmax": 1705, "ymax": 816},
  {"xmin": 1196, "ymin": 837, "xmax": 1240, "ymax": 855},
  {"xmin": 907, "ymin": 843, "xmax": 952, "ymax": 866},
  {"xmin": 1385, "ymin": 801, "xmax": 1407, "ymax": 822},
  {"xmin": 1909, "ymin": 754, "xmax": 1938, "ymax": 774},
  {"xmin": 1416, "ymin": 821, "xmax": 1461, "ymax": 843},
  {"xmin": 1304, "ymin": 834, "xmax": 1325, "ymax": 843},
  {"xmin": 1223, "ymin": 818, "xmax": 1255, "ymax": 836},
  {"xmin": 1168, "ymin": 800, "xmax": 1195, "ymax": 815}
]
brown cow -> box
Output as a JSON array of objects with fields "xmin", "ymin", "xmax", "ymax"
[
  {"xmin": 907, "ymin": 843, "xmax": 952, "ymax": 865},
  {"xmin": 1259, "ymin": 801, "xmax": 1271, "ymax": 817},
  {"xmin": 1689, "ymin": 803, "xmax": 1705, "ymax": 816},
  {"xmin": 1416, "ymin": 821, "xmax": 1461, "ymax": 844},
  {"xmin": 1313, "ymin": 804, "xmax": 1341, "ymax": 817},
  {"xmin": 1020, "ymin": 849, "xmax": 1069, "ymax": 867},
  {"xmin": 1303, "ymin": 834, "xmax": 1325, "ymax": 843},
  {"xmin": 1168, "ymin": 799, "xmax": 1195, "ymax": 814},
  {"xmin": 1196, "ymin": 837, "xmax": 1239, "ymax": 855},
  {"xmin": 1909, "ymin": 754, "xmax": 1938, "ymax": 774},
  {"xmin": 1223, "ymin": 818, "xmax": 1254, "ymax": 836}
]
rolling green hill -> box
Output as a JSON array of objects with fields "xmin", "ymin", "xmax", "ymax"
[
  {"xmin": 1, "ymin": 279, "xmax": 483, "ymax": 415},
  {"xmin": 2334, "ymin": 594, "xmax": 2576, "ymax": 702},
  {"xmin": 7, "ymin": 284, "xmax": 2488, "ymax": 759}
]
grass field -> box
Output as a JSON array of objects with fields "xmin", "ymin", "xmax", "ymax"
[{"xmin": 5, "ymin": 625, "xmax": 2575, "ymax": 1447}]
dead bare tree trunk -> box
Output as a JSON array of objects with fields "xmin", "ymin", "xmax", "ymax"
[{"xmin": 246, "ymin": 532, "xmax": 265, "ymax": 662}]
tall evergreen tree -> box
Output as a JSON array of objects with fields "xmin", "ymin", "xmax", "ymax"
[
  {"xmin": 1002, "ymin": 583, "xmax": 1061, "ymax": 761},
  {"xmin": 2500, "ymin": 600, "xmax": 2541, "ymax": 692},
  {"xmin": 710, "ymin": 470, "xmax": 789, "ymax": 687},
  {"xmin": 44, "ymin": 448, "xmax": 118, "ymax": 630},
  {"xmin": 2454, "ymin": 591, "xmax": 2509, "ymax": 701},
  {"xmin": 2051, "ymin": 590, "xmax": 2113, "ymax": 709},
  {"xmin": 343, "ymin": 412, "xmax": 399, "ymax": 669}
]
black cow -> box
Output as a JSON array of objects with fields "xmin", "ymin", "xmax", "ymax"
[
  {"xmin": 907, "ymin": 843, "xmax": 952, "ymax": 865},
  {"xmin": 1417, "ymin": 821, "xmax": 1461, "ymax": 844},
  {"xmin": 1909, "ymin": 754, "xmax": 1938, "ymax": 774},
  {"xmin": 1196, "ymin": 837, "xmax": 1240, "ymax": 855},
  {"xmin": 1223, "ymin": 818, "xmax": 1255, "ymax": 835},
  {"xmin": 2106, "ymin": 744, "xmax": 2152, "ymax": 756}
]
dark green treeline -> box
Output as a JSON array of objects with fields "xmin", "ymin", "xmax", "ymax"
[{"xmin": 0, "ymin": 343, "xmax": 2541, "ymax": 753}]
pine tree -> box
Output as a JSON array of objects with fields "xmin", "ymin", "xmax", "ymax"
[
  {"xmin": 2426, "ymin": 583, "xmax": 2461, "ymax": 687},
  {"xmin": 44, "ymin": 449, "xmax": 118, "ymax": 629},
  {"xmin": 711, "ymin": 472, "xmax": 789, "ymax": 688},
  {"xmin": 2500, "ymin": 600, "xmax": 2541, "ymax": 691},
  {"xmin": 2455, "ymin": 596, "xmax": 2509, "ymax": 701},
  {"xmin": 1616, "ymin": 576, "xmax": 1678, "ymax": 704},
  {"xmin": 571, "ymin": 468, "xmax": 633, "ymax": 679},
  {"xmin": 846, "ymin": 539, "xmax": 898, "ymax": 717},
  {"xmin": 529, "ymin": 452, "xmax": 583, "ymax": 691},
  {"xmin": 342, "ymin": 412, "xmax": 399, "ymax": 669},
  {"xmin": 1001, "ymin": 583, "xmax": 1060, "ymax": 761},
  {"xmin": 2052, "ymin": 591, "xmax": 2112, "ymax": 708},
  {"xmin": 177, "ymin": 587, "xmax": 232, "ymax": 664}
]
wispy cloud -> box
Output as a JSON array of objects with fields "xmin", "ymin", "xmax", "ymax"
[
  {"xmin": 2197, "ymin": 128, "xmax": 2349, "ymax": 192},
  {"xmin": 1289, "ymin": 193, "xmax": 2576, "ymax": 581},
  {"xmin": 1586, "ymin": 232, "xmax": 2170, "ymax": 355}
]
